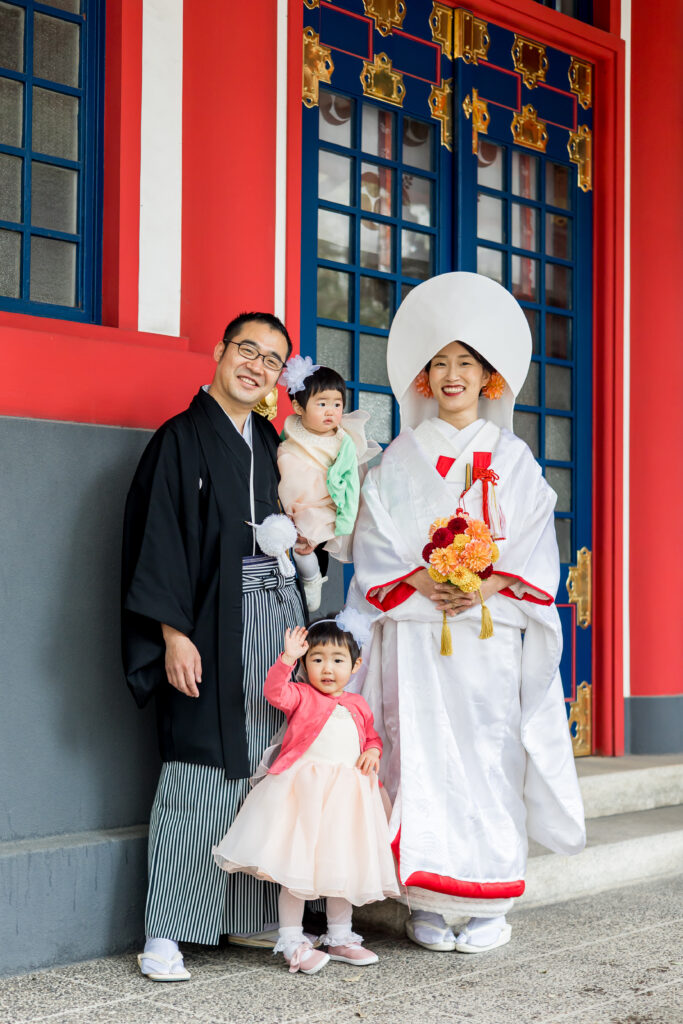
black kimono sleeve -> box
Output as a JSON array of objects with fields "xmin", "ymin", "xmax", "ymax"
[{"xmin": 121, "ymin": 424, "xmax": 200, "ymax": 708}]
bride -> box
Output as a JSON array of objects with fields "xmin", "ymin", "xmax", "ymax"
[{"xmin": 348, "ymin": 272, "xmax": 585, "ymax": 954}]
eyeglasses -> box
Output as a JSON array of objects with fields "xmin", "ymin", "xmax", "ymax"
[{"xmin": 226, "ymin": 340, "xmax": 285, "ymax": 372}]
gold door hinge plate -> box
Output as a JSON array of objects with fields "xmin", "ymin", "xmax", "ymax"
[
  {"xmin": 462, "ymin": 88, "xmax": 489, "ymax": 154},
  {"xmin": 429, "ymin": 77, "xmax": 453, "ymax": 151},
  {"xmin": 302, "ymin": 27, "xmax": 334, "ymax": 109},
  {"xmin": 363, "ymin": 0, "xmax": 406, "ymax": 37},
  {"xmin": 569, "ymin": 56, "xmax": 593, "ymax": 110},
  {"xmin": 568, "ymin": 681, "xmax": 592, "ymax": 756},
  {"xmin": 568, "ymin": 124, "xmax": 593, "ymax": 192},
  {"xmin": 453, "ymin": 8, "xmax": 490, "ymax": 64},
  {"xmin": 512, "ymin": 35, "xmax": 548, "ymax": 89},
  {"xmin": 567, "ymin": 546, "xmax": 592, "ymax": 628},
  {"xmin": 360, "ymin": 52, "xmax": 405, "ymax": 106},
  {"xmin": 430, "ymin": 2, "xmax": 453, "ymax": 59},
  {"xmin": 511, "ymin": 104, "xmax": 548, "ymax": 152}
]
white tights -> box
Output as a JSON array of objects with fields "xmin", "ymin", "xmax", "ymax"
[
  {"xmin": 293, "ymin": 549, "xmax": 320, "ymax": 580},
  {"xmin": 277, "ymin": 887, "xmax": 357, "ymax": 957}
]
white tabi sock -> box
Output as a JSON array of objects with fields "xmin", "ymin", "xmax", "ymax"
[
  {"xmin": 140, "ymin": 936, "xmax": 184, "ymax": 975},
  {"xmin": 458, "ymin": 915, "xmax": 507, "ymax": 947},
  {"xmin": 410, "ymin": 910, "xmax": 455, "ymax": 944}
]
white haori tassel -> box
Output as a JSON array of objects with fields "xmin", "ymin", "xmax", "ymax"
[{"xmin": 251, "ymin": 513, "xmax": 297, "ymax": 577}]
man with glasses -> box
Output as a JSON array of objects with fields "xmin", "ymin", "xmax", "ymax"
[{"xmin": 122, "ymin": 313, "xmax": 319, "ymax": 979}]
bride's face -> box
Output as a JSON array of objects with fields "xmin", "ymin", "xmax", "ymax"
[{"xmin": 428, "ymin": 340, "xmax": 490, "ymax": 418}]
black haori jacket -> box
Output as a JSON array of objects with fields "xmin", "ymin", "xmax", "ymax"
[{"xmin": 122, "ymin": 387, "xmax": 302, "ymax": 778}]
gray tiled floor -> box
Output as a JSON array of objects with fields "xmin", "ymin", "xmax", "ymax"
[{"xmin": 2, "ymin": 875, "xmax": 682, "ymax": 1024}]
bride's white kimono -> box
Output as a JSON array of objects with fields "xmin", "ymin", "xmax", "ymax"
[{"xmin": 347, "ymin": 416, "xmax": 585, "ymax": 918}]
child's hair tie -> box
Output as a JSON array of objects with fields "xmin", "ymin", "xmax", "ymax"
[{"xmin": 280, "ymin": 354, "xmax": 320, "ymax": 395}]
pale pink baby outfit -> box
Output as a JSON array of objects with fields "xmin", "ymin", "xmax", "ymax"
[
  {"xmin": 277, "ymin": 411, "xmax": 380, "ymax": 561},
  {"xmin": 212, "ymin": 656, "xmax": 400, "ymax": 906}
]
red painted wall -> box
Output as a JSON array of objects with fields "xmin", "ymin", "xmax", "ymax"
[{"xmin": 629, "ymin": 0, "xmax": 683, "ymax": 697}]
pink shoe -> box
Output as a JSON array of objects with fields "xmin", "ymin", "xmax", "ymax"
[
  {"xmin": 327, "ymin": 942, "xmax": 379, "ymax": 966},
  {"xmin": 285, "ymin": 942, "xmax": 330, "ymax": 975}
]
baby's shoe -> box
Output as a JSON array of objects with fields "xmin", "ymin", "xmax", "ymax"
[
  {"xmin": 284, "ymin": 940, "xmax": 329, "ymax": 975},
  {"xmin": 302, "ymin": 571, "xmax": 327, "ymax": 613},
  {"xmin": 323, "ymin": 930, "xmax": 379, "ymax": 966}
]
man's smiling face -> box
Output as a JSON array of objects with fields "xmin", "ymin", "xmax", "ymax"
[{"xmin": 210, "ymin": 322, "xmax": 289, "ymax": 412}]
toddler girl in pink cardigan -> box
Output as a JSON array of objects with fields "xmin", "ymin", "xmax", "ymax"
[{"xmin": 213, "ymin": 613, "xmax": 399, "ymax": 975}]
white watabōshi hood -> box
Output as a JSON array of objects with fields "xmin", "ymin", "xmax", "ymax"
[{"xmin": 387, "ymin": 272, "xmax": 532, "ymax": 432}]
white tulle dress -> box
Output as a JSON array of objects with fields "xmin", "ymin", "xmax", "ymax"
[{"xmin": 212, "ymin": 704, "xmax": 400, "ymax": 905}]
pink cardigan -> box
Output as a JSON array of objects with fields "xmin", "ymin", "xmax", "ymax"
[{"xmin": 264, "ymin": 656, "xmax": 382, "ymax": 774}]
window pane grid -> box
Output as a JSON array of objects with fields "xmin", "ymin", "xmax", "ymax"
[
  {"xmin": 315, "ymin": 88, "xmax": 441, "ymax": 441},
  {"xmin": 0, "ymin": 0, "xmax": 91, "ymax": 313}
]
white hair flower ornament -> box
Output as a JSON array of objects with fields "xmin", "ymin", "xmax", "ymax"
[
  {"xmin": 335, "ymin": 608, "xmax": 373, "ymax": 649},
  {"xmin": 280, "ymin": 354, "xmax": 320, "ymax": 395}
]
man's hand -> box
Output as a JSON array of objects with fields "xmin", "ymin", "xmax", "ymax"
[
  {"xmin": 356, "ymin": 747, "xmax": 381, "ymax": 776},
  {"xmin": 282, "ymin": 626, "xmax": 309, "ymax": 667},
  {"xmin": 162, "ymin": 624, "xmax": 202, "ymax": 698}
]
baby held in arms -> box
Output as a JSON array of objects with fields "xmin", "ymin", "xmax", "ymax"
[{"xmin": 277, "ymin": 356, "xmax": 380, "ymax": 610}]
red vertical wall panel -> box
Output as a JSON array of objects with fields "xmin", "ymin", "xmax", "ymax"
[
  {"xmin": 180, "ymin": 1, "xmax": 279, "ymax": 352},
  {"xmin": 629, "ymin": 0, "xmax": 683, "ymax": 698}
]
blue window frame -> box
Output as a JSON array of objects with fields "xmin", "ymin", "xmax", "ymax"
[
  {"xmin": 531, "ymin": 0, "xmax": 594, "ymax": 23},
  {"xmin": 302, "ymin": 85, "xmax": 452, "ymax": 447},
  {"xmin": 0, "ymin": 0, "xmax": 104, "ymax": 321}
]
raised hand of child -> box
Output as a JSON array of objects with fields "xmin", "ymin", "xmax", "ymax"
[
  {"xmin": 282, "ymin": 626, "xmax": 309, "ymax": 666},
  {"xmin": 356, "ymin": 747, "xmax": 380, "ymax": 776}
]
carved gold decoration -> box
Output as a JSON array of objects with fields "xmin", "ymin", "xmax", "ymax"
[
  {"xmin": 569, "ymin": 56, "xmax": 592, "ymax": 109},
  {"xmin": 303, "ymin": 0, "xmax": 319, "ymax": 8},
  {"xmin": 568, "ymin": 124, "xmax": 593, "ymax": 192},
  {"xmin": 360, "ymin": 52, "xmax": 405, "ymax": 107},
  {"xmin": 511, "ymin": 35, "xmax": 548, "ymax": 89},
  {"xmin": 568, "ymin": 681, "xmax": 592, "ymax": 757},
  {"xmin": 363, "ymin": 0, "xmax": 406, "ymax": 36},
  {"xmin": 429, "ymin": 2, "xmax": 453, "ymax": 59},
  {"xmin": 567, "ymin": 546, "xmax": 592, "ymax": 629},
  {"xmin": 253, "ymin": 388, "xmax": 278, "ymax": 421},
  {"xmin": 511, "ymin": 104, "xmax": 548, "ymax": 152},
  {"xmin": 302, "ymin": 27, "xmax": 334, "ymax": 109},
  {"xmin": 429, "ymin": 77, "xmax": 453, "ymax": 151},
  {"xmin": 453, "ymin": 8, "xmax": 490, "ymax": 64},
  {"xmin": 462, "ymin": 88, "xmax": 489, "ymax": 154}
]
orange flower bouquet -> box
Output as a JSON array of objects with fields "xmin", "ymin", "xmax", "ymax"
[{"xmin": 422, "ymin": 512, "xmax": 499, "ymax": 653}]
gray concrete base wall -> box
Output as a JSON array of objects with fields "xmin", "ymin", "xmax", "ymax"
[
  {"xmin": 0, "ymin": 416, "xmax": 159, "ymax": 975},
  {"xmin": 625, "ymin": 696, "xmax": 683, "ymax": 754},
  {"xmin": 0, "ymin": 414, "xmax": 345, "ymax": 977}
]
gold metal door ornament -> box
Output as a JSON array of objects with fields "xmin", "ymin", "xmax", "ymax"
[
  {"xmin": 360, "ymin": 52, "xmax": 406, "ymax": 106},
  {"xmin": 302, "ymin": 27, "xmax": 334, "ymax": 109},
  {"xmin": 568, "ymin": 125, "xmax": 592, "ymax": 192},
  {"xmin": 511, "ymin": 35, "xmax": 548, "ymax": 89},
  {"xmin": 511, "ymin": 104, "xmax": 548, "ymax": 152},
  {"xmin": 462, "ymin": 88, "xmax": 489, "ymax": 154},
  {"xmin": 429, "ymin": 2, "xmax": 453, "ymax": 59},
  {"xmin": 429, "ymin": 77, "xmax": 453, "ymax": 150},
  {"xmin": 568, "ymin": 681, "xmax": 592, "ymax": 756},
  {"xmin": 569, "ymin": 57, "xmax": 592, "ymax": 109},
  {"xmin": 453, "ymin": 8, "xmax": 490, "ymax": 64},
  {"xmin": 254, "ymin": 388, "xmax": 279, "ymax": 421},
  {"xmin": 363, "ymin": 0, "xmax": 406, "ymax": 37},
  {"xmin": 303, "ymin": 0, "xmax": 319, "ymax": 8},
  {"xmin": 567, "ymin": 546, "xmax": 592, "ymax": 628}
]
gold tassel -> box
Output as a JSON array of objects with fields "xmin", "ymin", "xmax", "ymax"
[
  {"xmin": 440, "ymin": 609, "xmax": 453, "ymax": 656},
  {"xmin": 479, "ymin": 589, "xmax": 494, "ymax": 639}
]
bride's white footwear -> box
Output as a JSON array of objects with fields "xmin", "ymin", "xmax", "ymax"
[
  {"xmin": 454, "ymin": 918, "xmax": 511, "ymax": 954},
  {"xmin": 405, "ymin": 913, "xmax": 456, "ymax": 952}
]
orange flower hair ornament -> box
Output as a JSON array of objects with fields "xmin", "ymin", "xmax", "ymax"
[
  {"xmin": 414, "ymin": 369, "xmax": 433, "ymax": 398},
  {"xmin": 422, "ymin": 511, "xmax": 499, "ymax": 653},
  {"xmin": 481, "ymin": 371, "xmax": 506, "ymax": 400}
]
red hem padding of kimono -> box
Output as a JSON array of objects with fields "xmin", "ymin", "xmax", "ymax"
[
  {"xmin": 391, "ymin": 827, "xmax": 526, "ymax": 900},
  {"xmin": 498, "ymin": 572, "xmax": 554, "ymax": 606}
]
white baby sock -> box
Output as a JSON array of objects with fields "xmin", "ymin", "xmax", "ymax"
[{"xmin": 293, "ymin": 549, "xmax": 320, "ymax": 580}]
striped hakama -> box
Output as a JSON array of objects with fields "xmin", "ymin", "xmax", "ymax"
[{"xmin": 145, "ymin": 555, "xmax": 319, "ymax": 944}]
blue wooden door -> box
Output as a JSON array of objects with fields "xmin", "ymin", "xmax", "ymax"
[{"xmin": 301, "ymin": 3, "xmax": 593, "ymax": 751}]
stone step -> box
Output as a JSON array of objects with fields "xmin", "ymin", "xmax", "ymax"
[
  {"xmin": 577, "ymin": 755, "xmax": 683, "ymax": 819},
  {"xmin": 355, "ymin": 803, "xmax": 683, "ymax": 936}
]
